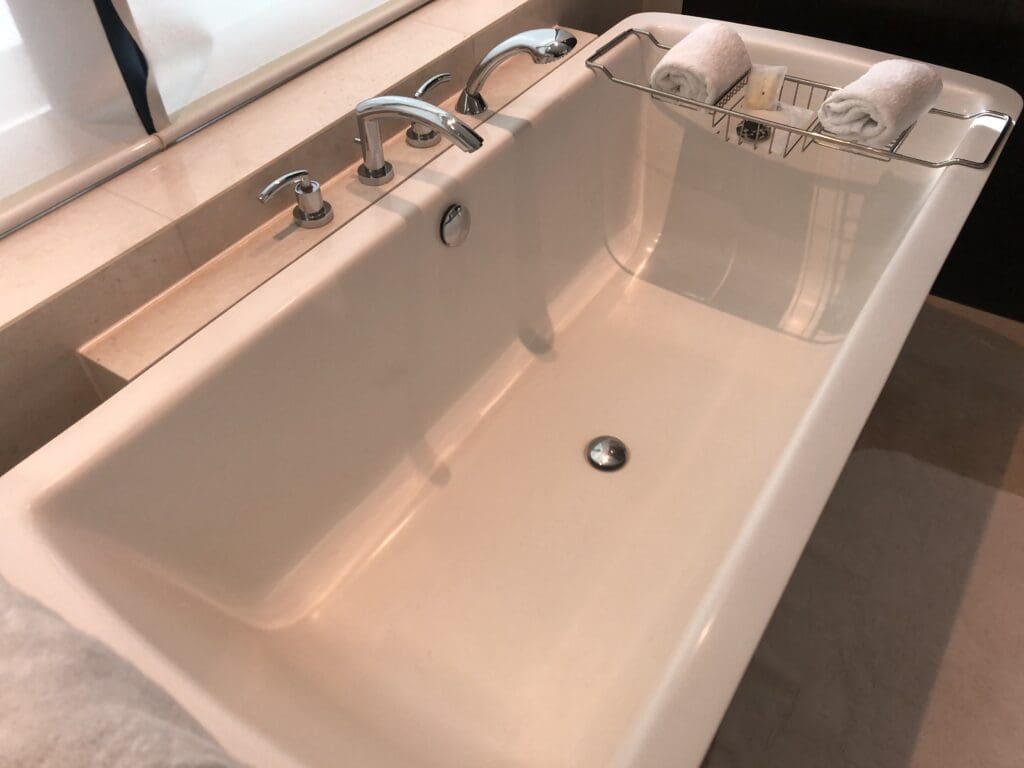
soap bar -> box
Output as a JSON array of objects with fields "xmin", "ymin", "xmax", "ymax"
[
  {"xmin": 745, "ymin": 103, "xmax": 815, "ymax": 129},
  {"xmin": 745, "ymin": 64, "xmax": 787, "ymax": 110}
]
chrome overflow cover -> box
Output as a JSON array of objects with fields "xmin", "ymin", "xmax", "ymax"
[
  {"xmin": 587, "ymin": 435, "xmax": 628, "ymax": 472},
  {"xmin": 440, "ymin": 203, "xmax": 470, "ymax": 247}
]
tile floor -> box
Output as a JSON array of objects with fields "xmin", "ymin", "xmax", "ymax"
[{"xmin": 704, "ymin": 296, "xmax": 1024, "ymax": 768}]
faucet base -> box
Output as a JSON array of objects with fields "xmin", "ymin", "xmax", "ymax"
[
  {"xmin": 457, "ymin": 91, "xmax": 488, "ymax": 116},
  {"xmin": 357, "ymin": 161, "xmax": 395, "ymax": 187},
  {"xmin": 292, "ymin": 202, "xmax": 334, "ymax": 229},
  {"xmin": 406, "ymin": 126, "xmax": 442, "ymax": 148}
]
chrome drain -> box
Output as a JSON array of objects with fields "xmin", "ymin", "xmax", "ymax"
[
  {"xmin": 586, "ymin": 436, "xmax": 628, "ymax": 472},
  {"xmin": 736, "ymin": 119, "xmax": 771, "ymax": 144}
]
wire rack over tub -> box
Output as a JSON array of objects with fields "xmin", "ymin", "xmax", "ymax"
[{"xmin": 585, "ymin": 28, "xmax": 1014, "ymax": 170}]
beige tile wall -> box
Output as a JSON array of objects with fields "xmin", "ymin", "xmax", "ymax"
[{"xmin": 0, "ymin": 0, "xmax": 681, "ymax": 475}]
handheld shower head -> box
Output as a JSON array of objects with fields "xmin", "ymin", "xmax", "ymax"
[
  {"xmin": 457, "ymin": 28, "xmax": 578, "ymax": 115},
  {"xmin": 526, "ymin": 27, "xmax": 578, "ymax": 63}
]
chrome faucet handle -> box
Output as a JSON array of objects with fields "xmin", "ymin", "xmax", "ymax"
[
  {"xmin": 407, "ymin": 72, "xmax": 453, "ymax": 148},
  {"xmin": 257, "ymin": 169, "xmax": 308, "ymax": 202},
  {"xmin": 258, "ymin": 169, "xmax": 334, "ymax": 229},
  {"xmin": 413, "ymin": 72, "xmax": 453, "ymax": 100}
]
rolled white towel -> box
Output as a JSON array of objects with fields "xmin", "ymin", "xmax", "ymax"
[
  {"xmin": 650, "ymin": 22, "xmax": 752, "ymax": 104},
  {"xmin": 818, "ymin": 59, "xmax": 943, "ymax": 147}
]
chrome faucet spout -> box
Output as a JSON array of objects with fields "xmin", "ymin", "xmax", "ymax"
[
  {"xmin": 355, "ymin": 95, "xmax": 483, "ymax": 186},
  {"xmin": 457, "ymin": 28, "xmax": 577, "ymax": 115}
]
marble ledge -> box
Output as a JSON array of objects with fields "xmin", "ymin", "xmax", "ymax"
[{"xmin": 0, "ymin": 0, "xmax": 564, "ymax": 334}]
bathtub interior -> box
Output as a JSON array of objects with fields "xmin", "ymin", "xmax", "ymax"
[
  {"xmin": 608, "ymin": 29, "xmax": 948, "ymax": 342},
  {"xmin": 22, "ymin": 23, "xmax": 964, "ymax": 768},
  {"xmin": 37, "ymin": 63, "xmax": 648, "ymax": 628}
]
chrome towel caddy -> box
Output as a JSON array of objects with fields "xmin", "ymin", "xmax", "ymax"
[{"xmin": 586, "ymin": 28, "xmax": 1014, "ymax": 169}]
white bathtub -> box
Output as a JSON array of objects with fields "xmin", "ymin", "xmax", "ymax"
[{"xmin": 1, "ymin": 13, "xmax": 1018, "ymax": 768}]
